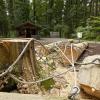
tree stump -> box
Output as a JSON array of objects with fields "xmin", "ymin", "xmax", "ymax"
[{"xmin": 0, "ymin": 38, "xmax": 40, "ymax": 94}]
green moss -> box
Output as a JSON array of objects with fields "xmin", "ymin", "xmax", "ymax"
[
  {"xmin": 96, "ymin": 36, "xmax": 100, "ymax": 41},
  {"xmin": 41, "ymin": 78, "xmax": 55, "ymax": 90}
]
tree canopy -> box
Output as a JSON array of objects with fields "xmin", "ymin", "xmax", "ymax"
[{"xmin": 0, "ymin": 0, "xmax": 100, "ymax": 38}]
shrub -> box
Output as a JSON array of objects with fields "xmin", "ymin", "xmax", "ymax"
[
  {"xmin": 54, "ymin": 24, "xmax": 70, "ymax": 38},
  {"xmin": 75, "ymin": 26, "xmax": 85, "ymax": 33},
  {"xmin": 8, "ymin": 31, "xmax": 17, "ymax": 38},
  {"xmin": 83, "ymin": 32, "xmax": 96, "ymax": 40},
  {"xmin": 96, "ymin": 35, "xmax": 100, "ymax": 41}
]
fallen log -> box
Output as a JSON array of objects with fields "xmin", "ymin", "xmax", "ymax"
[
  {"xmin": 0, "ymin": 38, "xmax": 40, "ymax": 93},
  {"xmin": 78, "ymin": 55, "xmax": 100, "ymax": 99},
  {"xmin": 36, "ymin": 41, "xmax": 69, "ymax": 56},
  {"xmin": 36, "ymin": 41, "xmax": 88, "ymax": 65},
  {"xmin": 59, "ymin": 42, "xmax": 88, "ymax": 65}
]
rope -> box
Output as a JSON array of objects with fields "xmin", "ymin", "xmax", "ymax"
[
  {"xmin": 9, "ymin": 67, "xmax": 73, "ymax": 84},
  {"xmin": 55, "ymin": 43, "xmax": 73, "ymax": 65},
  {"xmin": 33, "ymin": 38, "xmax": 49, "ymax": 53},
  {"xmin": 55, "ymin": 43, "xmax": 80, "ymax": 99},
  {"xmin": 70, "ymin": 44, "xmax": 77, "ymax": 87}
]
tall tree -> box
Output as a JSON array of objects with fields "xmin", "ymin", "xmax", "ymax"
[
  {"xmin": 6, "ymin": 0, "xmax": 15, "ymax": 29},
  {"xmin": 46, "ymin": 0, "xmax": 54, "ymax": 30},
  {"xmin": 0, "ymin": 0, "xmax": 9, "ymax": 36},
  {"xmin": 14, "ymin": 0, "xmax": 30, "ymax": 26},
  {"xmin": 53, "ymin": 0, "xmax": 64, "ymax": 25}
]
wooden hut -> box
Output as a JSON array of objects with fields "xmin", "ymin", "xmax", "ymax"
[{"xmin": 16, "ymin": 22, "xmax": 40, "ymax": 38}]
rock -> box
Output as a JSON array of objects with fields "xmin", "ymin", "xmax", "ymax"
[{"xmin": 78, "ymin": 55, "xmax": 100, "ymax": 99}]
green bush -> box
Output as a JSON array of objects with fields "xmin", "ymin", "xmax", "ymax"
[
  {"xmin": 83, "ymin": 32, "xmax": 96, "ymax": 40},
  {"xmin": 40, "ymin": 27, "xmax": 50, "ymax": 37},
  {"xmin": 75, "ymin": 26, "xmax": 85, "ymax": 33},
  {"xmin": 7, "ymin": 31, "xmax": 17, "ymax": 38},
  {"xmin": 62, "ymin": 25, "xmax": 70, "ymax": 38},
  {"xmin": 54, "ymin": 24, "xmax": 70, "ymax": 38},
  {"xmin": 75, "ymin": 16, "xmax": 100, "ymax": 41},
  {"xmin": 96, "ymin": 35, "xmax": 100, "ymax": 41}
]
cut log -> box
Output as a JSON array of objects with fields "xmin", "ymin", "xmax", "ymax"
[
  {"xmin": 60, "ymin": 42, "xmax": 88, "ymax": 65},
  {"xmin": 78, "ymin": 55, "xmax": 100, "ymax": 99},
  {"xmin": 36, "ymin": 41, "xmax": 68, "ymax": 56},
  {"xmin": 36, "ymin": 41, "xmax": 88, "ymax": 65},
  {"xmin": 0, "ymin": 38, "xmax": 39, "ymax": 93}
]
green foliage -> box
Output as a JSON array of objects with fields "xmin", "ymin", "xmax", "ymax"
[
  {"xmin": 75, "ymin": 26, "xmax": 85, "ymax": 33},
  {"xmin": 76, "ymin": 16, "xmax": 100, "ymax": 41},
  {"xmin": 83, "ymin": 32, "xmax": 96, "ymax": 40},
  {"xmin": 61, "ymin": 25, "xmax": 70, "ymax": 38},
  {"xmin": 0, "ymin": 0, "xmax": 9, "ymax": 36},
  {"xmin": 6, "ymin": 0, "xmax": 15, "ymax": 29},
  {"xmin": 14, "ymin": 0, "xmax": 30, "ymax": 26},
  {"xmin": 83, "ymin": 16, "xmax": 100, "ymax": 40},
  {"xmin": 41, "ymin": 78, "xmax": 55, "ymax": 90},
  {"xmin": 0, "ymin": 0, "xmax": 100, "ymax": 37},
  {"xmin": 87, "ymin": 16, "xmax": 100, "ymax": 33},
  {"xmin": 54, "ymin": 24, "xmax": 70, "ymax": 38},
  {"xmin": 8, "ymin": 31, "xmax": 17, "ymax": 38},
  {"xmin": 53, "ymin": 0, "xmax": 64, "ymax": 24},
  {"xmin": 96, "ymin": 35, "xmax": 100, "ymax": 41}
]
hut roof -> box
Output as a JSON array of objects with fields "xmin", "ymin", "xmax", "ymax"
[{"xmin": 16, "ymin": 21, "xmax": 41, "ymax": 30}]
